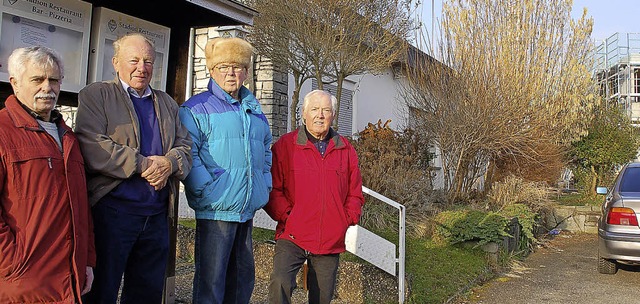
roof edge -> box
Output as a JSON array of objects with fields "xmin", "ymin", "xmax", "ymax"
[{"xmin": 185, "ymin": 0, "xmax": 258, "ymax": 26}]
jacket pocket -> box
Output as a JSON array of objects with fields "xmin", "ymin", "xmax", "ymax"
[
  {"xmin": 8, "ymin": 147, "xmax": 64, "ymax": 199},
  {"xmin": 251, "ymin": 172, "xmax": 270, "ymax": 210},
  {"xmin": 190, "ymin": 170, "xmax": 229, "ymax": 211}
]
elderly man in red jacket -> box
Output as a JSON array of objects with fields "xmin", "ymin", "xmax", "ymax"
[
  {"xmin": 265, "ymin": 90, "xmax": 365, "ymax": 304},
  {"xmin": 0, "ymin": 46, "xmax": 95, "ymax": 303}
]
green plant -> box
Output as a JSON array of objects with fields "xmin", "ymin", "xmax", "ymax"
[
  {"xmin": 486, "ymin": 176, "xmax": 555, "ymax": 252},
  {"xmin": 554, "ymin": 192, "xmax": 603, "ymax": 206},
  {"xmin": 500, "ymin": 203, "xmax": 537, "ymax": 252},
  {"xmin": 571, "ymin": 104, "xmax": 640, "ymax": 196},
  {"xmin": 253, "ymin": 227, "xmax": 276, "ymax": 242},
  {"xmin": 433, "ymin": 209, "xmax": 510, "ymax": 246},
  {"xmin": 179, "ymin": 218, "xmax": 196, "ymax": 229},
  {"xmin": 406, "ymin": 236, "xmax": 492, "ymax": 303}
]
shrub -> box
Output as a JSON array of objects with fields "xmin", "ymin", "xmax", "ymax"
[
  {"xmin": 487, "ymin": 176, "xmax": 551, "ymax": 251},
  {"xmin": 351, "ymin": 120, "xmax": 435, "ymax": 236},
  {"xmin": 433, "ymin": 209, "xmax": 509, "ymax": 246},
  {"xmin": 500, "ymin": 203, "xmax": 537, "ymax": 252},
  {"xmin": 487, "ymin": 175, "xmax": 548, "ymax": 211},
  {"xmin": 491, "ymin": 142, "xmax": 566, "ymax": 185}
]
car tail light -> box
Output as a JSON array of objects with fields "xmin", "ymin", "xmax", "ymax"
[{"xmin": 607, "ymin": 207, "xmax": 639, "ymax": 226}]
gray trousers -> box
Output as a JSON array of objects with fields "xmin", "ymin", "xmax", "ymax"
[{"xmin": 268, "ymin": 239, "xmax": 340, "ymax": 304}]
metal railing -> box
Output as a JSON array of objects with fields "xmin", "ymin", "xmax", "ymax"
[
  {"xmin": 251, "ymin": 185, "xmax": 407, "ymax": 303},
  {"xmin": 362, "ymin": 186, "xmax": 406, "ymax": 304}
]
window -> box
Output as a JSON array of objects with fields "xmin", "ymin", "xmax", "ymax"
[{"xmin": 620, "ymin": 167, "xmax": 640, "ymax": 192}]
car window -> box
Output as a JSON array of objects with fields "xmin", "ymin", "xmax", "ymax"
[{"xmin": 620, "ymin": 167, "xmax": 640, "ymax": 192}]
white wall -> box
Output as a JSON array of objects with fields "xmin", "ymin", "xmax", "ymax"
[
  {"xmin": 351, "ymin": 70, "xmax": 408, "ymax": 133},
  {"xmin": 287, "ymin": 68, "xmax": 409, "ymax": 134}
]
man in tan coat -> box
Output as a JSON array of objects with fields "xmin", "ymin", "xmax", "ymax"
[{"xmin": 75, "ymin": 33, "xmax": 192, "ymax": 304}]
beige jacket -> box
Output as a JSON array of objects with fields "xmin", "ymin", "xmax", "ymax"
[{"xmin": 75, "ymin": 79, "xmax": 192, "ymax": 217}]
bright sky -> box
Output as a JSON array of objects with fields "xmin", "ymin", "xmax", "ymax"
[
  {"xmin": 572, "ymin": 0, "xmax": 640, "ymax": 43},
  {"xmin": 418, "ymin": 0, "xmax": 640, "ymax": 46}
]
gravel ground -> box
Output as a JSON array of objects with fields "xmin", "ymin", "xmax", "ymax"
[
  {"xmin": 173, "ymin": 226, "xmax": 397, "ymax": 304},
  {"xmin": 461, "ymin": 232, "xmax": 640, "ymax": 304},
  {"xmin": 174, "ymin": 259, "xmax": 332, "ymax": 304}
]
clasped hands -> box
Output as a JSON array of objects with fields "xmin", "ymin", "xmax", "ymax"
[{"xmin": 141, "ymin": 155, "xmax": 172, "ymax": 190}]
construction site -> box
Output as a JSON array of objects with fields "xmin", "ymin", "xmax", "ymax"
[{"xmin": 593, "ymin": 32, "xmax": 640, "ymax": 123}]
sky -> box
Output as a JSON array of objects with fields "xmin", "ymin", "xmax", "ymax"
[
  {"xmin": 572, "ymin": 0, "xmax": 640, "ymax": 43},
  {"xmin": 418, "ymin": 0, "xmax": 640, "ymax": 46}
]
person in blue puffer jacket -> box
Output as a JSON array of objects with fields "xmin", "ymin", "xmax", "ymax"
[{"xmin": 179, "ymin": 37, "xmax": 272, "ymax": 304}]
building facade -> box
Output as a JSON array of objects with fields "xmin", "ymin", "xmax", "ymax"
[{"xmin": 594, "ymin": 32, "xmax": 640, "ymax": 123}]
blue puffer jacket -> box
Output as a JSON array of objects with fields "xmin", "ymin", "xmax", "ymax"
[{"xmin": 179, "ymin": 79, "xmax": 272, "ymax": 222}]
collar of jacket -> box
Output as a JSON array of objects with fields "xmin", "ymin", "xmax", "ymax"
[
  {"xmin": 4, "ymin": 95, "xmax": 63, "ymax": 129},
  {"xmin": 296, "ymin": 126, "xmax": 344, "ymax": 148},
  {"xmin": 112, "ymin": 77, "xmax": 158, "ymax": 103},
  {"xmin": 15, "ymin": 98, "xmax": 62, "ymax": 123},
  {"xmin": 206, "ymin": 78, "xmax": 264, "ymax": 115}
]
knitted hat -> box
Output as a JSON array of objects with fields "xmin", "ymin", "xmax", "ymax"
[{"xmin": 205, "ymin": 37, "xmax": 254, "ymax": 70}]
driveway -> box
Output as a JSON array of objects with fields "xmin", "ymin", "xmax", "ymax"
[{"xmin": 464, "ymin": 232, "xmax": 640, "ymax": 304}]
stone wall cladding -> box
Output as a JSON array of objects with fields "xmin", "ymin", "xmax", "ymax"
[{"xmin": 544, "ymin": 205, "xmax": 600, "ymax": 234}]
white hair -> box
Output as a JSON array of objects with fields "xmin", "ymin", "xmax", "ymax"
[
  {"xmin": 8, "ymin": 46, "xmax": 64, "ymax": 80},
  {"xmin": 302, "ymin": 89, "xmax": 338, "ymax": 113}
]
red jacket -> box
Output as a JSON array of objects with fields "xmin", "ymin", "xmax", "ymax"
[
  {"xmin": 265, "ymin": 127, "xmax": 364, "ymax": 254},
  {"xmin": 0, "ymin": 95, "xmax": 96, "ymax": 303}
]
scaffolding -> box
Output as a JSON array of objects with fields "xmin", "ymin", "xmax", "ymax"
[{"xmin": 594, "ymin": 33, "xmax": 640, "ymax": 123}]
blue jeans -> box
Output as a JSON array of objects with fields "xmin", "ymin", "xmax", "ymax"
[
  {"xmin": 83, "ymin": 201, "xmax": 169, "ymax": 304},
  {"xmin": 193, "ymin": 219, "xmax": 255, "ymax": 304},
  {"xmin": 268, "ymin": 239, "xmax": 340, "ymax": 304}
]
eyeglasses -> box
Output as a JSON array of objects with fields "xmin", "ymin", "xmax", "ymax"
[{"xmin": 214, "ymin": 65, "xmax": 245, "ymax": 74}]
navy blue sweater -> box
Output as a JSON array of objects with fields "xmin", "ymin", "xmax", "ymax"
[{"xmin": 100, "ymin": 94, "xmax": 168, "ymax": 215}]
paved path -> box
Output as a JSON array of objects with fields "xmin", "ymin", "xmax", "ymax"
[{"xmin": 464, "ymin": 232, "xmax": 640, "ymax": 304}]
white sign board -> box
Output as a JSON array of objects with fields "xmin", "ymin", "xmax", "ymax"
[
  {"xmin": 251, "ymin": 208, "xmax": 397, "ymax": 276},
  {"xmin": 0, "ymin": 0, "xmax": 92, "ymax": 92},
  {"xmin": 88, "ymin": 7, "xmax": 170, "ymax": 90},
  {"xmin": 344, "ymin": 225, "xmax": 397, "ymax": 275}
]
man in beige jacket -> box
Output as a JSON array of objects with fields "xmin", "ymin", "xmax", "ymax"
[{"xmin": 75, "ymin": 33, "xmax": 192, "ymax": 304}]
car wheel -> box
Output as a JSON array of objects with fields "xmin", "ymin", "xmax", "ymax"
[{"xmin": 598, "ymin": 254, "xmax": 618, "ymax": 274}]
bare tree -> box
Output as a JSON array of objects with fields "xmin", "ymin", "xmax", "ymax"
[
  {"xmin": 402, "ymin": 0, "xmax": 597, "ymax": 201},
  {"xmin": 251, "ymin": 0, "xmax": 331, "ymax": 128},
  {"xmin": 251, "ymin": 0, "xmax": 415, "ymax": 130},
  {"xmin": 325, "ymin": 0, "xmax": 415, "ymax": 129}
]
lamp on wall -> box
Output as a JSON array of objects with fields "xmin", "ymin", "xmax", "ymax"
[{"xmin": 213, "ymin": 25, "xmax": 249, "ymax": 39}]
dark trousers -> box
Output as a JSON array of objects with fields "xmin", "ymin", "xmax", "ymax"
[
  {"xmin": 268, "ymin": 239, "xmax": 340, "ymax": 304},
  {"xmin": 83, "ymin": 202, "xmax": 169, "ymax": 304},
  {"xmin": 192, "ymin": 219, "xmax": 255, "ymax": 304}
]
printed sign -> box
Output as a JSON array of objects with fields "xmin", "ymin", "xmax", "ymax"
[
  {"xmin": 0, "ymin": 0, "xmax": 92, "ymax": 92},
  {"xmin": 88, "ymin": 7, "xmax": 170, "ymax": 90}
]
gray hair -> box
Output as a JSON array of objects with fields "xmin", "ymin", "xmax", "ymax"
[
  {"xmin": 8, "ymin": 46, "xmax": 64, "ymax": 80},
  {"xmin": 302, "ymin": 89, "xmax": 338, "ymax": 115},
  {"xmin": 113, "ymin": 33, "xmax": 156, "ymax": 60}
]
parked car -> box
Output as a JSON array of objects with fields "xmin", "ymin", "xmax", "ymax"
[{"xmin": 596, "ymin": 162, "xmax": 640, "ymax": 274}]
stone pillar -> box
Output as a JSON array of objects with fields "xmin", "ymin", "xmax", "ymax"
[{"xmin": 254, "ymin": 54, "xmax": 289, "ymax": 139}]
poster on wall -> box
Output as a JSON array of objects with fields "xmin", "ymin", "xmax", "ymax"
[
  {"xmin": 0, "ymin": 0, "xmax": 92, "ymax": 93},
  {"xmin": 88, "ymin": 7, "xmax": 170, "ymax": 91}
]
